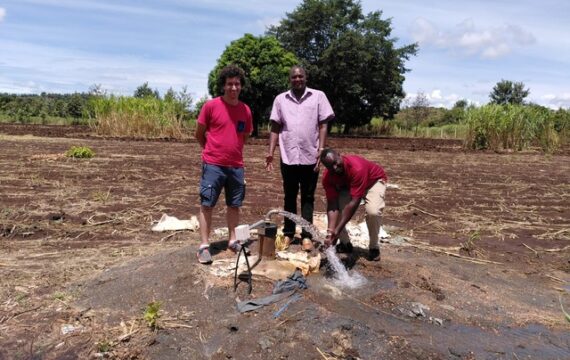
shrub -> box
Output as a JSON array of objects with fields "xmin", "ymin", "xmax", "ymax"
[
  {"xmin": 88, "ymin": 95, "xmax": 192, "ymax": 139},
  {"xmin": 463, "ymin": 104, "xmax": 560, "ymax": 152},
  {"xmin": 66, "ymin": 146, "xmax": 95, "ymax": 159},
  {"xmin": 143, "ymin": 301, "xmax": 161, "ymax": 330}
]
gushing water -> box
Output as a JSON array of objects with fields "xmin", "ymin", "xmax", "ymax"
[
  {"xmin": 267, "ymin": 210, "xmax": 323, "ymax": 243},
  {"xmin": 266, "ymin": 209, "xmax": 367, "ymax": 289},
  {"xmin": 325, "ymin": 247, "xmax": 367, "ymax": 289}
]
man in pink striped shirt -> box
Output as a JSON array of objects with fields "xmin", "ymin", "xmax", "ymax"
[{"xmin": 265, "ymin": 65, "xmax": 334, "ymax": 246}]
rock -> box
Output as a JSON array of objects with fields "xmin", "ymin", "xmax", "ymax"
[{"xmin": 258, "ymin": 337, "xmax": 273, "ymax": 350}]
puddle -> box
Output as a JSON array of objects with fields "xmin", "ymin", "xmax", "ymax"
[
  {"xmin": 304, "ymin": 274, "xmax": 570, "ymax": 358},
  {"xmin": 447, "ymin": 323, "xmax": 570, "ymax": 358}
]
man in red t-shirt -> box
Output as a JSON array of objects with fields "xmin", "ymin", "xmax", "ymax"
[
  {"xmin": 321, "ymin": 148, "xmax": 388, "ymax": 261},
  {"xmin": 195, "ymin": 65, "xmax": 253, "ymax": 264}
]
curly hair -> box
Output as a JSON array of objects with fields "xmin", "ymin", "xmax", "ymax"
[{"xmin": 218, "ymin": 64, "xmax": 246, "ymax": 91}]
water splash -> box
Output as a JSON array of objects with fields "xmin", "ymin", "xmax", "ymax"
[
  {"xmin": 325, "ymin": 247, "xmax": 367, "ymax": 289},
  {"xmin": 266, "ymin": 209, "xmax": 367, "ymax": 289},
  {"xmin": 267, "ymin": 210, "xmax": 324, "ymax": 243}
]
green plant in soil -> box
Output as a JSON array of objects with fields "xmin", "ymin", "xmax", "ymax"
[
  {"xmin": 97, "ymin": 340, "xmax": 112, "ymax": 353},
  {"xmin": 143, "ymin": 301, "xmax": 161, "ymax": 330},
  {"xmin": 66, "ymin": 146, "xmax": 95, "ymax": 159},
  {"xmin": 560, "ymin": 297, "xmax": 570, "ymax": 323}
]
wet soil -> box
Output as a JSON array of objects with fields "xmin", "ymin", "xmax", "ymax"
[{"xmin": 0, "ymin": 124, "xmax": 569, "ymax": 359}]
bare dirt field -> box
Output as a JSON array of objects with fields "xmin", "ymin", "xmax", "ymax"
[{"xmin": 0, "ymin": 124, "xmax": 569, "ymax": 359}]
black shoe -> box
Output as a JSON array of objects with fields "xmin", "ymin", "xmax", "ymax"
[
  {"xmin": 335, "ymin": 242, "xmax": 353, "ymax": 254},
  {"xmin": 368, "ymin": 248, "xmax": 380, "ymax": 262}
]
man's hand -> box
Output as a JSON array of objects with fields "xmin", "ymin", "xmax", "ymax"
[
  {"xmin": 314, "ymin": 158, "xmax": 321, "ymax": 172},
  {"xmin": 265, "ymin": 154, "xmax": 274, "ymax": 171},
  {"xmin": 324, "ymin": 229, "xmax": 337, "ymax": 248},
  {"xmin": 314, "ymin": 148, "xmax": 324, "ymax": 172}
]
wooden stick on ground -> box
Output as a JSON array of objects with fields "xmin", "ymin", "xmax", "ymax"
[
  {"xmin": 543, "ymin": 245, "xmax": 570, "ymax": 252},
  {"xmin": 545, "ymin": 274, "xmax": 566, "ymax": 283},
  {"xmin": 316, "ymin": 347, "xmax": 332, "ymax": 360},
  {"xmin": 160, "ymin": 231, "xmax": 182, "ymax": 242},
  {"xmin": 522, "ymin": 243, "xmax": 538, "ymax": 257},
  {"xmin": 409, "ymin": 204, "xmax": 440, "ymax": 218},
  {"xmin": 408, "ymin": 243, "xmax": 503, "ymax": 265}
]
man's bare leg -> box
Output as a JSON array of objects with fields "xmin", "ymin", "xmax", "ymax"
[{"xmin": 199, "ymin": 205, "xmax": 213, "ymax": 247}]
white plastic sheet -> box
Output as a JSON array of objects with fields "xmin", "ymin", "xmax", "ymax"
[{"xmin": 151, "ymin": 213, "xmax": 199, "ymax": 232}]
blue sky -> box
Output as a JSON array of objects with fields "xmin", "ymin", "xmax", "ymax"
[{"xmin": 1, "ymin": 0, "xmax": 569, "ymax": 109}]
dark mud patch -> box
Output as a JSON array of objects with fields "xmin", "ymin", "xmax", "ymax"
[{"xmin": 60, "ymin": 245, "xmax": 570, "ymax": 359}]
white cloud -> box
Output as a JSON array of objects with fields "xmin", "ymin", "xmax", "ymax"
[
  {"xmin": 481, "ymin": 43, "xmax": 510, "ymax": 59},
  {"xmin": 410, "ymin": 17, "xmax": 536, "ymax": 59},
  {"xmin": 256, "ymin": 16, "xmax": 282, "ymax": 31},
  {"xmin": 430, "ymin": 89, "xmax": 442, "ymax": 100},
  {"xmin": 0, "ymin": 8, "xmax": 6, "ymax": 22},
  {"xmin": 405, "ymin": 89, "xmax": 464, "ymax": 109},
  {"xmin": 18, "ymin": 0, "xmax": 292, "ymax": 19},
  {"xmin": 0, "ymin": 39, "xmax": 208, "ymax": 96},
  {"xmin": 540, "ymin": 93, "xmax": 570, "ymax": 109},
  {"xmin": 0, "ymin": 79, "xmax": 39, "ymax": 94},
  {"xmin": 16, "ymin": 0, "xmax": 203, "ymax": 20}
]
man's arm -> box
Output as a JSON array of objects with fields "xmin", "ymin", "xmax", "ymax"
[
  {"xmin": 325, "ymin": 199, "xmax": 340, "ymax": 246},
  {"xmin": 195, "ymin": 123, "xmax": 207, "ymax": 149},
  {"xmin": 265, "ymin": 121, "xmax": 281, "ymax": 171},
  {"xmin": 327, "ymin": 197, "xmax": 361, "ymax": 245},
  {"xmin": 315, "ymin": 121, "xmax": 329, "ymax": 170}
]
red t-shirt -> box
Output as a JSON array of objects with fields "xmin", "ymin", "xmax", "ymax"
[
  {"xmin": 322, "ymin": 155, "xmax": 388, "ymax": 201},
  {"xmin": 197, "ymin": 97, "xmax": 253, "ymax": 167}
]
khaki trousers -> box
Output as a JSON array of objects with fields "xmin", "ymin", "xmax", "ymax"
[{"xmin": 337, "ymin": 180, "xmax": 386, "ymax": 250}]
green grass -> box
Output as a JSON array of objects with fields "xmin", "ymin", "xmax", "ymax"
[
  {"xmin": 349, "ymin": 117, "xmax": 467, "ymax": 139},
  {"xmin": 391, "ymin": 124, "xmax": 468, "ymax": 139},
  {"xmin": 143, "ymin": 301, "xmax": 161, "ymax": 330},
  {"xmin": 463, "ymin": 104, "xmax": 561, "ymax": 152},
  {"xmin": 89, "ymin": 96, "xmax": 194, "ymax": 138},
  {"xmin": 0, "ymin": 115, "xmax": 88, "ymax": 125},
  {"xmin": 66, "ymin": 146, "xmax": 95, "ymax": 159}
]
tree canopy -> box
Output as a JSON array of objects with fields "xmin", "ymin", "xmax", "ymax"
[
  {"xmin": 134, "ymin": 82, "xmax": 159, "ymax": 99},
  {"xmin": 489, "ymin": 80, "xmax": 530, "ymax": 105},
  {"xmin": 268, "ymin": 0, "xmax": 417, "ymax": 133},
  {"xmin": 0, "ymin": 92, "xmax": 90, "ymax": 123},
  {"xmin": 208, "ymin": 34, "xmax": 298, "ymax": 136}
]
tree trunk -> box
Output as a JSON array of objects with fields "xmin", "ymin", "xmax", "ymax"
[
  {"xmin": 342, "ymin": 123, "xmax": 351, "ymax": 135},
  {"xmin": 252, "ymin": 112, "xmax": 260, "ymax": 138}
]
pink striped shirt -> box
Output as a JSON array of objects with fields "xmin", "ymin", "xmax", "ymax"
[{"xmin": 270, "ymin": 87, "xmax": 334, "ymax": 165}]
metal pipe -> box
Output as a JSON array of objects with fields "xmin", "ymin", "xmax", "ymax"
[
  {"xmin": 264, "ymin": 209, "xmax": 283, "ymax": 221},
  {"xmin": 248, "ymin": 209, "xmax": 282, "ymax": 230},
  {"xmin": 248, "ymin": 219, "xmax": 267, "ymax": 230}
]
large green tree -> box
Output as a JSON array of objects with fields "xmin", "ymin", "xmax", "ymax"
[
  {"xmin": 489, "ymin": 80, "xmax": 530, "ymax": 105},
  {"xmin": 208, "ymin": 34, "xmax": 298, "ymax": 136},
  {"xmin": 268, "ymin": 0, "xmax": 417, "ymax": 133}
]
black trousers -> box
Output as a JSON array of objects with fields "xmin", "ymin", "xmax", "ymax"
[{"xmin": 280, "ymin": 161, "xmax": 319, "ymax": 238}]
